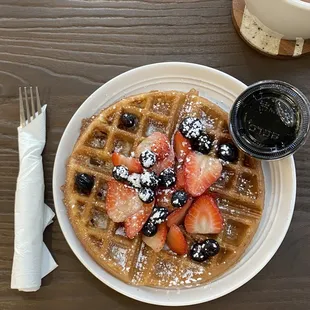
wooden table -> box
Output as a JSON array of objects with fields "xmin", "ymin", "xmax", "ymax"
[{"xmin": 1, "ymin": 1, "xmax": 310, "ymax": 309}]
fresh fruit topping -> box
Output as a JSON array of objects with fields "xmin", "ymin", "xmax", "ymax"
[
  {"xmin": 75, "ymin": 173, "xmax": 94, "ymax": 195},
  {"xmin": 124, "ymin": 202, "xmax": 154, "ymax": 239},
  {"xmin": 149, "ymin": 206, "xmax": 169, "ymax": 224},
  {"xmin": 120, "ymin": 112, "xmax": 137, "ymax": 128},
  {"xmin": 176, "ymin": 165, "xmax": 186, "ymax": 189},
  {"xmin": 174, "ymin": 131, "xmax": 191, "ymax": 163},
  {"xmin": 184, "ymin": 152, "xmax": 222, "ymax": 197},
  {"xmin": 138, "ymin": 187, "xmax": 155, "ymax": 203},
  {"xmin": 217, "ymin": 143, "xmax": 238, "ymax": 162},
  {"xmin": 166, "ymin": 224, "xmax": 188, "ymax": 255},
  {"xmin": 189, "ymin": 242, "xmax": 208, "ymax": 262},
  {"xmin": 171, "ymin": 190, "xmax": 188, "ymax": 208},
  {"xmin": 112, "ymin": 153, "xmax": 143, "ymax": 174},
  {"xmin": 106, "ymin": 180, "xmax": 143, "ymax": 222},
  {"xmin": 112, "ymin": 165, "xmax": 129, "ymax": 182},
  {"xmin": 151, "ymin": 148, "xmax": 175, "ymax": 175},
  {"xmin": 192, "ymin": 134, "xmax": 213, "ymax": 155},
  {"xmin": 142, "ymin": 222, "xmax": 168, "ymax": 252},
  {"xmin": 140, "ymin": 171, "xmax": 159, "ymax": 189},
  {"xmin": 202, "ymin": 239, "xmax": 220, "ymax": 257},
  {"xmin": 127, "ymin": 173, "xmax": 141, "ymax": 188},
  {"xmin": 139, "ymin": 149, "xmax": 157, "ymax": 168},
  {"xmin": 156, "ymin": 187, "xmax": 175, "ymax": 209},
  {"xmin": 184, "ymin": 194, "xmax": 223, "ymax": 234},
  {"xmin": 167, "ymin": 197, "xmax": 193, "ymax": 227},
  {"xmin": 179, "ymin": 117, "xmax": 203, "ymax": 140},
  {"xmin": 159, "ymin": 168, "xmax": 176, "ymax": 188},
  {"xmin": 135, "ymin": 132, "xmax": 170, "ymax": 161},
  {"xmin": 142, "ymin": 219, "xmax": 158, "ymax": 237}
]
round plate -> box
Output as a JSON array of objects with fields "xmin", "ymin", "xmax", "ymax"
[{"xmin": 53, "ymin": 62, "xmax": 296, "ymax": 306}]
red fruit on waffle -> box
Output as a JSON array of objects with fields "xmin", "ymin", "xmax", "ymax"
[
  {"xmin": 167, "ymin": 224, "xmax": 188, "ymax": 255},
  {"xmin": 112, "ymin": 153, "xmax": 143, "ymax": 174},
  {"xmin": 167, "ymin": 197, "xmax": 193, "ymax": 227},
  {"xmin": 135, "ymin": 132, "xmax": 170, "ymax": 161},
  {"xmin": 106, "ymin": 180, "xmax": 143, "ymax": 222},
  {"xmin": 174, "ymin": 131, "xmax": 191, "ymax": 163},
  {"xmin": 156, "ymin": 186, "xmax": 176, "ymax": 210},
  {"xmin": 184, "ymin": 194, "xmax": 223, "ymax": 234},
  {"xmin": 184, "ymin": 151, "xmax": 222, "ymax": 197},
  {"xmin": 176, "ymin": 165, "xmax": 186, "ymax": 189},
  {"xmin": 142, "ymin": 222, "xmax": 168, "ymax": 252},
  {"xmin": 151, "ymin": 148, "xmax": 175, "ymax": 175}
]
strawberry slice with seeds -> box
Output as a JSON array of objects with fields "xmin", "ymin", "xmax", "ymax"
[
  {"xmin": 184, "ymin": 151, "xmax": 222, "ymax": 197},
  {"xmin": 112, "ymin": 153, "xmax": 143, "ymax": 174},
  {"xmin": 176, "ymin": 165, "xmax": 186, "ymax": 189},
  {"xmin": 174, "ymin": 131, "xmax": 191, "ymax": 163},
  {"xmin": 124, "ymin": 201, "xmax": 154, "ymax": 239},
  {"xmin": 151, "ymin": 148, "xmax": 175, "ymax": 175},
  {"xmin": 184, "ymin": 194, "xmax": 223, "ymax": 234},
  {"xmin": 142, "ymin": 222, "xmax": 168, "ymax": 252},
  {"xmin": 167, "ymin": 197, "xmax": 193, "ymax": 227},
  {"xmin": 106, "ymin": 180, "xmax": 143, "ymax": 222},
  {"xmin": 166, "ymin": 224, "xmax": 188, "ymax": 255},
  {"xmin": 135, "ymin": 132, "xmax": 170, "ymax": 161},
  {"xmin": 156, "ymin": 186, "xmax": 176, "ymax": 211}
]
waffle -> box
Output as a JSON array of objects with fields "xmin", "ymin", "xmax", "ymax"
[{"xmin": 63, "ymin": 89, "xmax": 264, "ymax": 288}]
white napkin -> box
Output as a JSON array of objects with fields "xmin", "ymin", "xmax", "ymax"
[{"xmin": 11, "ymin": 105, "xmax": 58, "ymax": 292}]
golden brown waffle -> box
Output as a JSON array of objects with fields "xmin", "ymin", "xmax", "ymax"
[{"xmin": 63, "ymin": 89, "xmax": 264, "ymax": 288}]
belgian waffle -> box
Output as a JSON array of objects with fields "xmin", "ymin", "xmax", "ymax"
[{"xmin": 63, "ymin": 89, "xmax": 264, "ymax": 288}]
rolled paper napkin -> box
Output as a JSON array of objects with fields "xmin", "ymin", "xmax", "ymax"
[{"xmin": 11, "ymin": 105, "xmax": 58, "ymax": 292}]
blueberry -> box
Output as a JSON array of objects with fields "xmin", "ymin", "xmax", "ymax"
[
  {"xmin": 127, "ymin": 173, "xmax": 141, "ymax": 188},
  {"xmin": 142, "ymin": 219, "xmax": 158, "ymax": 237},
  {"xmin": 120, "ymin": 113, "xmax": 137, "ymax": 128},
  {"xmin": 158, "ymin": 168, "xmax": 176, "ymax": 188},
  {"xmin": 138, "ymin": 187, "xmax": 155, "ymax": 203},
  {"xmin": 75, "ymin": 173, "xmax": 94, "ymax": 195},
  {"xmin": 217, "ymin": 143, "xmax": 238, "ymax": 162},
  {"xmin": 202, "ymin": 239, "xmax": 220, "ymax": 257},
  {"xmin": 140, "ymin": 171, "xmax": 158, "ymax": 189},
  {"xmin": 139, "ymin": 150, "xmax": 157, "ymax": 168},
  {"xmin": 192, "ymin": 134, "xmax": 213, "ymax": 154},
  {"xmin": 149, "ymin": 206, "xmax": 169, "ymax": 224},
  {"xmin": 189, "ymin": 242, "xmax": 208, "ymax": 262},
  {"xmin": 179, "ymin": 117, "xmax": 203, "ymax": 140},
  {"xmin": 112, "ymin": 165, "xmax": 129, "ymax": 182},
  {"xmin": 171, "ymin": 190, "xmax": 188, "ymax": 208}
]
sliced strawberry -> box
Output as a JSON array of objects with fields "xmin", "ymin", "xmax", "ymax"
[
  {"xmin": 167, "ymin": 197, "xmax": 193, "ymax": 228},
  {"xmin": 112, "ymin": 153, "xmax": 143, "ymax": 174},
  {"xmin": 106, "ymin": 180, "xmax": 143, "ymax": 222},
  {"xmin": 156, "ymin": 186, "xmax": 176, "ymax": 210},
  {"xmin": 151, "ymin": 148, "xmax": 175, "ymax": 175},
  {"xmin": 124, "ymin": 201, "xmax": 154, "ymax": 239},
  {"xmin": 184, "ymin": 151, "xmax": 222, "ymax": 197},
  {"xmin": 174, "ymin": 131, "xmax": 191, "ymax": 163},
  {"xmin": 166, "ymin": 224, "xmax": 188, "ymax": 255},
  {"xmin": 184, "ymin": 194, "xmax": 223, "ymax": 234},
  {"xmin": 142, "ymin": 222, "xmax": 168, "ymax": 252},
  {"xmin": 176, "ymin": 165, "xmax": 186, "ymax": 189},
  {"xmin": 135, "ymin": 132, "xmax": 170, "ymax": 161}
]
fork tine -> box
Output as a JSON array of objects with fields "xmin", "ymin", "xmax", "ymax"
[
  {"xmin": 19, "ymin": 87, "xmax": 26, "ymax": 128},
  {"xmin": 35, "ymin": 87, "xmax": 42, "ymax": 115},
  {"xmin": 29, "ymin": 87, "xmax": 36, "ymax": 119},
  {"xmin": 24, "ymin": 87, "xmax": 31, "ymax": 124}
]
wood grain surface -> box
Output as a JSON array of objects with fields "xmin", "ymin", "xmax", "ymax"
[{"xmin": 0, "ymin": 1, "xmax": 310, "ymax": 309}]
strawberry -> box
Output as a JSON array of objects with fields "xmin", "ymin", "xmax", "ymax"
[
  {"xmin": 184, "ymin": 151, "xmax": 222, "ymax": 197},
  {"xmin": 124, "ymin": 201, "xmax": 154, "ymax": 239},
  {"xmin": 176, "ymin": 165, "xmax": 186, "ymax": 189},
  {"xmin": 156, "ymin": 186, "xmax": 176, "ymax": 210},
  {"xmin": 167, "ymin": 197, "xmax": 193, "ymax": 227},
  {"xmin": 184, "ymin": 194, "xmax": 223, "ymax": 234},
  {"xmin": 112, "ymin": 153, "xmax": 143, "ymax": 174},
  {"xmin": 151, "ymin": 148, "xmax": 175, "ymax": 175},
  {"xmin": 106, "ymin": 180, "xmax": 143, "ymax": 222},
  {"xmin": 166, "ymin": 224, "xmax": 188, "ymax": 255},
  {"xmin": 174, "ymin": 131, "xmax": 191, "ymax": 163},
  {"xmin": 142, "ymin": 222, "xmax": 168, "ymax": 252},
  {"xmin": 135, "ymin": 132, "xmax": 170, "ymax": 161}
]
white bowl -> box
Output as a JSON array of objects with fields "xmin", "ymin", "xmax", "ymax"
[{"xmin": 53, "ymin": 62, "xmax": 296, "ymax": 306}]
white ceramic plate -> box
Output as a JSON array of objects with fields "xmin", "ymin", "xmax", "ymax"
[{"xmin": 53, "ymin": 62, "xmax": 296, "ymax": 306}]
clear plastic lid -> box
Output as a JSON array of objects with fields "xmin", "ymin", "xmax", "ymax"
[{"xmin": 229, "ymin": 80, "xmax": 310, "ymax": 160}]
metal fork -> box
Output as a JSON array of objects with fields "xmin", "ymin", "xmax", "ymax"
[{"xmin": 19, "ymin": 86, "xmax": 42, "ymax": 128}]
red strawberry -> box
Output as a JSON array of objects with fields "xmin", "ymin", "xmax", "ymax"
[
  {"xmin": 174, "ymin": 131, "xmax": 191, "ymax": 163},
  {"xmin": 184, "ymin": 194, "xmax": 223, "ymax": 234},
  {"xmin": 106, "ymin": 180, "xmax": 143, "ymax": 222},
  {"xmin": 112, "ymin": 153, "xmax": 143, "ymax": 174},
  {"xmin": 166, "ymin": 224, "xmax": 188, "ymax": 255},
  {"xmin": 142, "ymin": 222, "xmax": 168, "ymax": 252},
  {"xmin": 135, "ymin": 132, "xmax": 170, "ymax": 161},
  {"xmin": 176, "ymin": 165, "xmax": 186, "ymax": 189},
  {"xmin": 184, "ymin": 151, "xmax": 222, "ymax": 197},
  {"xmin": 124, "ymin": 201, "xmax": 154, "ymax": 239},
  {"xmin": 167, "ymin": 197, "xmax": 193, "ymax": 227},
  {"xmin": 156, "ymin": 186, "xmax": 176, "ymax": 210},
  {"xmin": 151, "ymin": 148, "xmax": 175, "ymax": 175}
]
